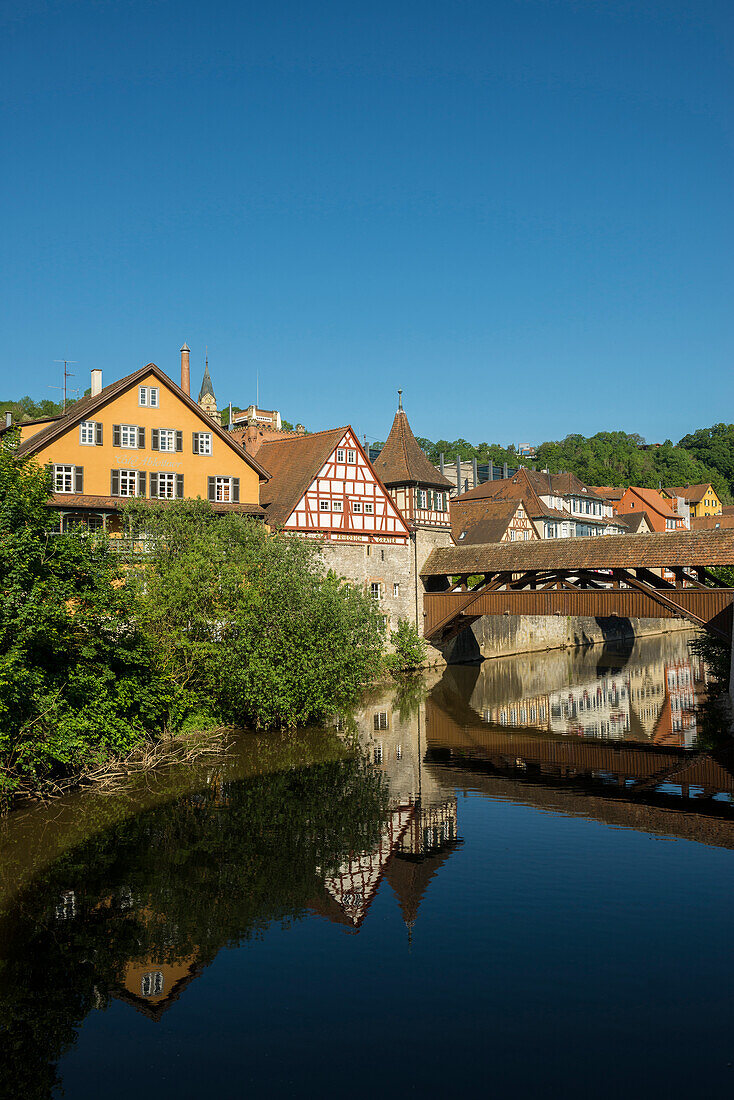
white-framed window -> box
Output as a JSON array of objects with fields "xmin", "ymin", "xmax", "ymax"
[
  {"xmin": 139, "ymin": 385, "xmax": 159, "ymax": 408},
  {"xmin": 119, "ymin": 469, "xmax": 140, "ymax": 497},
  {"xmin": 79, "ymin": 421, "xmax": 97, "ymax": 445},
  {"xmin": 157, "ymin": 473, "xmax": 176, "ymax": 499},
  {"xmin": 373, "ymin": 745, "xmax": 383, "ymax": 764},
  {"xmin": 336, "ymin": 448, "xmax": 345, "ymax": 462},
  {"xmin": 53, "ymin": 465, "xmax": 74, "ymax": 493},
  {"xmin": 370, "ymin": 582, "xmax": 382, "ymax": 600},
  {"xmin": 158, "ymin": 429, "xmax": 176, "ymax": 452},
  {"xmin": 194, "ymin": 432, "xmax": 212, "ymax": 455},
  {"xmin": 347, "ymin": 449, "xmax": 356, "ymax": 463},
  {"xmin": 373, "ymin": 711, "xmax": 388, "ymax": 731},
  {"xmin": 393, "ymin": 583, "xmax": 399, "ymax": 596},
  {"xmin": 352, "ymin": 500, "xmax": 362, "ymax": 513},
  {"xmin": 332, "ymin": 499, "xmax": 343, "ymax": 512},
  {"xmin": 416, "ymin": 489, "xmax": 427, "ymax": 508},
  {"xmin": 120, "ymin": 424, "xmax": 139, "ymax": 448},
  {"xmin": 141, "ymin": 971, "xmax": 164, "ymax": 997},
  {"xmin": 364, "ymin": 502, "xmax": 374, "ymax": 514},
  {"xmin": 319, "ymin": 499, "xmax": 330, "ymax": 511},
  {"xmin": 215, "ymin": 476, "xmax": 232, "ymax": 502}
]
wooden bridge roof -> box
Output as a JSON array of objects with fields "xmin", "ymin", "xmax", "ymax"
[{"xmin": 421, "ymin": 528, "xmax": 734, "ymax": 576}]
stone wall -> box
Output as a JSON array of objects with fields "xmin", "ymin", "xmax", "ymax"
[
  {"xmin": 437, "ymin": 612, "xmax": 694, "ymax": 665},
  {"xmin": 320, "ymin": 525, "xmax": 454, "ymax": 639}
]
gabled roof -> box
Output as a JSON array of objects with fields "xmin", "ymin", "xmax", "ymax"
[
  {"xmin": 421, "ymin": 527, "xmax": 734, "ymax": 576},
  {"xmin": 12, "ymin": 363, "xmax": 269, "ymax": 480},
  {"xmin": 257, "ymin": 427, "xmax": 351, "ymax": 527},
  {"xmin": 690, "ymin": 514, "xmax": 734, "ymax": 530},
  {"xmin": 459, "ymin": 467, "xmax": 603, "ymax": 505},
  {"xmin": 619, "ymin": 485, "xmax": 679, "ymax": 520},
  {"xmin": 456, "ymin": 471, "xmax": 627, "ymax": 530},
  {"xmin": 664, "ymin": 483, "xmax": 716, "ymax": 503},
  {"xmin": 590, "ymin": 485, "xmax": 625, "ymax": 501},
  {"xmin": 450, "ymin": 499, "xmax": 534, "ymax": 545},
  {"xmin": 623, "ymin": 511, "xmax": 651, "ymax": 534},
  {"xmin": 372, "ymin": 406, "xmax": 451, "ymax": 490}
]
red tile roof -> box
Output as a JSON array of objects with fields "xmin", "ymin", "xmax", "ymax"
[
  {"xmin": 257, "ymin": 427, "xmax": 351, "ymax": 527},
  {"xmin": 421, "ymin": 528, "xmax": 734, "ymax": 576},
  {"xmin": 618, "ymin": 486, "xmax": 680, "ymax": 520},
  {"xmin": 372, "ymin": 408, "xmax": 451, "ymax": 490},
  {"xmin": 664, "ymin": 483, "xmax": 716, "ymax": 503},
  {"xmin": 46, "ymin": 494, "xmax": 265, "ymax": 516},
  {"xmin": 450, "ymin": 499, "xmax": 537, "ymax": 544}
]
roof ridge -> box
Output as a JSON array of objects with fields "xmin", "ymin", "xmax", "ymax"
[{"xmin": 258, "ymin": 425, "xmax": 348, "ymax": 444}]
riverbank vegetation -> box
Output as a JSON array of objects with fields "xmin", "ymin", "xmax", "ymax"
[{"xmin": 0, "ymin": 440, "xmax": 387, "ymax": 805}]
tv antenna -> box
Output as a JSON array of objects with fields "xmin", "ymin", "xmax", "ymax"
[{"xmin": 50, "ymin": 360, "xmax": 78, "ymax": 412}]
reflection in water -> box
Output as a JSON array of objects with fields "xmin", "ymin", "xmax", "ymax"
[{"xmin": 0, "ymin": 630, "xmax": 733, "ymax": 1099}]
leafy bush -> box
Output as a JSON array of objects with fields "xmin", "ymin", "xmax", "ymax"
[
  {"xmin": 385, "ymin": 618, "xmax": 428, "ymax": 673},
  {"xmin": 123, "ymin": 499, "xmax": 385, "ymax": 729}
]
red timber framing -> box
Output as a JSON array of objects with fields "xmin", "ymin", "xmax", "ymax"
[
  {"xmin": 420, "ymin": 530, "xmax": 734, "ymax": 643},
  {"xmin": 281, "ymin": 428, "xmax": 410, "ymax": 545}
]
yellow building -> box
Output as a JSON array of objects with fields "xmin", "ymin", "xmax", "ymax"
[
  {"xmin": 4, "ymin": 358, "xmax": 268, "ymax": 532},
  {"xmin": 662, "ymin": 483, "xmax": 722, "ymax": 518}
]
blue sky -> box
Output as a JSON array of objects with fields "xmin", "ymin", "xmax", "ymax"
[{"xmin": 1, "ymin": 0, "xmax": 731, "ymax": 447}]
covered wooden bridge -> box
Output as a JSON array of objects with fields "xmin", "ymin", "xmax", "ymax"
[{"xmin": 421, "ymin": 529, "xmax": 734, "ymax": 644}]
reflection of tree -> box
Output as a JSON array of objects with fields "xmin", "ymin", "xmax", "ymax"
[{"xmin": 0, "ymin": 754, "xmax": 389, "ymax": 1100}]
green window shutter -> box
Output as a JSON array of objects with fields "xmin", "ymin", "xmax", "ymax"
[
  {"xmin": 138, "ymin": 427, "xmax": 145, "ymax": 449},
  {"xmin": 111, "ymin": 469, "xmax": 120, "ymax": 496},
  {"xmin": 232, "ymin": 478, "xmax": 240, "ymax": 503},
  {"xmin": 74, "ymin": 467, "xmax": 83, "ymax": 493},
  {"xmin": 149, "ymin": 472, "xmax": 158, "ymax": 498},
  {"xmin": 192, "ymin": 432, "xmax": 199, "ymax": 454},
  {"xmin": 113, "ymin": 424, "xmax": 121, "ymax": 447},
  {"xmin": 137, "ymin": 471, "xmax": 146, "ymax": 497},
  {"xmin": 175, "ymin": 431, "xmax": 183, "ymax": 453},
  {"xmin": 95, "ymin": 422, "xmax": 103, "ymax": 445},
  {"xmin": 151, "ymin": 429, "xmax": 159, "ymax": 451},
  {"xmin": 175, "ymin": 474, "xmax": 184, "ymax": 499},
  {"xmin": 208, "ymin": 476, "xmax": 215, "ymax": 501}
]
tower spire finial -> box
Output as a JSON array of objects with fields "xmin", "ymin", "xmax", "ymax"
[{"xmin": 398, "ymin": 388, "xmax": 403, "ymax": 410}]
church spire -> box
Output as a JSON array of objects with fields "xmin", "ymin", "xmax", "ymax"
[{"xmin": 198, "ymin": 351, "xmax": 215, "ymax": 402}]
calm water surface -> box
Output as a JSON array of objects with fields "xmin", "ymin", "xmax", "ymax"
[{"xmin": 1, "ymin": 632, "xmax": 733, "ymax": 1099}]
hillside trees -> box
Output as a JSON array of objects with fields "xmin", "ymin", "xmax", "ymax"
[
  {"xmin": 534, "ymin": 432, "xmax": 730, "ymax": 500},
  {"xmin": 678, "ymin": 424, "xmax": 734, "ymax": 495}
]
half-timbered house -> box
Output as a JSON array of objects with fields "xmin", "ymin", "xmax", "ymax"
[{"xmin": 256, "ymin": 426, "xmax": 410, "ymax": 545}]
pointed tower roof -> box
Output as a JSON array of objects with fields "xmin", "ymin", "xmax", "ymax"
[
  {"xmin": 373, "ymin": 392, "xmax": 452, "ymax": 490},
  {"xmin": 198, "ymin": 355, "xmax": 215, "ymax": 402}
]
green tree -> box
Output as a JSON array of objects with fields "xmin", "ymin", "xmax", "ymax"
[
  {"xmin": 0, "ymin": 437, "xmax": 176, "ymax": 802},
  {"xmin": 123, "ymin": 499, "xmax": 385, "ymax": 729}
]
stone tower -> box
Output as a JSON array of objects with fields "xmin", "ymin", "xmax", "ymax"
[{"xmin": 197, "ymin": 354, "xmax": 221, "ymax": 424}]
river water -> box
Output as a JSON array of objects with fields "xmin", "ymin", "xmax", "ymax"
[{"xmin": 1, "ymin": 631, "xmax": 733, "ymax": 1099}]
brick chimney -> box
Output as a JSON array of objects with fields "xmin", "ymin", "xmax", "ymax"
[
  {"xmin": 180, "ymin": 343, "xmax": 190, "ymax": 395},
  {"xmin": 91, "ymin": 369, "xmax": 102, "ymax": 396}
]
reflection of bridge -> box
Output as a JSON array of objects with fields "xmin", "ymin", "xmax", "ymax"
[
  {"xmin": 421, "ymin": 530, "xmax": 734, "ymax": 643},
  {"xmin": 424, "ymin": 689, "xmax": 734, "ymax": 846}
]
